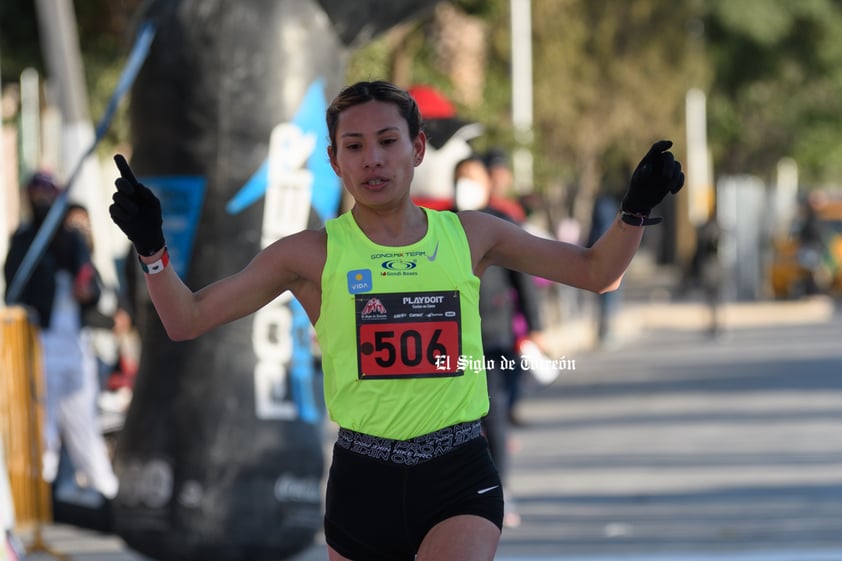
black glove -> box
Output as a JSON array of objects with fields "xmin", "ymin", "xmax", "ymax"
[
  {"xmin": 109, "ymin": 154, "xmax": 165, "ymax": 256},
  {"xmin": 621, "ymin": 140, "xmax": 685, "ymax": 224}
]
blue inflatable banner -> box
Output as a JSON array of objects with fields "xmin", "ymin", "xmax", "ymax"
[{"xmin": 140, "ymin": 176, "xmax": 206, "ymax": 278}]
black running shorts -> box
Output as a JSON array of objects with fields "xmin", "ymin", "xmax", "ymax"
[{"xmin": 324, "ymin": 423, "xmax": 504, "ymax": 561}]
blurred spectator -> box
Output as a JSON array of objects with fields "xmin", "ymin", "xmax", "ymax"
[
  {"xmin": 688, "ymin": 215, "xmax": 724, "ymax": 338},
  {"xmin": 64, "ymin": 203, "xmax": 136, "ymax": 400},
  {"xmin": 587, "ymin": 193, "xmax": 623, "ymax": 349},
  {"xmin": 408, "ymin": 85, "xmax": 484, "ymax": 210},
  {"xmin": 3, "ymin": 172, "xmax": 119, "ymax": 504},
  {"xmin": 454, "ymin": 155, "xmax": 546, "ymax": 527},
  {"xmin": 798, "ymin": 196, "xmax": 826, "ymax": 295},
  {"xmin": 482, "ymin": 149, "xmax": 548, "ymax": 414},
  {"xmin": 483, "ymin": 148, "xmax": 527, "ymax": 224}
]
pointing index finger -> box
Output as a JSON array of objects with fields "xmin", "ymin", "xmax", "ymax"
[
  {"xmin": 114, "ymin": 154, "xmax": 139, "ymax": 185},
  {"xmin": 649, "ymin": 140, "xmax": 673, "ymax": 155}
]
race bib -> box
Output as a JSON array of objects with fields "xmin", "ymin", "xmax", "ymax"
[{"xmin": 355, "ymin": 291, "xmax": 462, "ymax": 379}]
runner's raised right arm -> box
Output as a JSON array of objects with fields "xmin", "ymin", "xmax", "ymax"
[{"xmin": 109, "ymin": 155, "xmax": 314, "ymax": 341}]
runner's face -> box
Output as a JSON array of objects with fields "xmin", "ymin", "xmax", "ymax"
[{"xmin": 329, "ymin": 100, "xmax": 425, "ymax": 208}]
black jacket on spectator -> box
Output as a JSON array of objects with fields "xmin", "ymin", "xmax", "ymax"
[
  {"xmin": 478, "ymin": 207, "xmax": 543, "ymax": 352},
  {"xmin": 4, "ymin": 223, "xmax": 99, "ymax": 329}
]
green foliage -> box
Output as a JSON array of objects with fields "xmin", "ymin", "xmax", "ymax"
[
  {"xmin": 704, "ymin": 0, "xmax": 842, "ymax": 186},
  {"xmin": 453, "ymin": 0, "xmax": 503, "ymax": 18},
  {"xmin": 7, "ymin": 0, "xmax": 842, "ymax": 191},
  {"xmin": 346, "ymin": 32, "xmax": 396, "ymax": 83},
  {"xmin": 526, "ymin": 0, "xmax": 705, "ymax": 206},
  {"xmin": 0, "ymin": 0, "xmax": 44, "ymax": 77},
  {"xmin": 1, "ymin": 0, "xmax": 137, "ymax": 156}
]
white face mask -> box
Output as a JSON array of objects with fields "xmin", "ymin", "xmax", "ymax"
[{"xmin": 455, "ymin": 177, "xmax": 489, "ymax": 211}]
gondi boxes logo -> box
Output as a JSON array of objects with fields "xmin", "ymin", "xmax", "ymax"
[{"xmin": 348, "ymin": 269, "xmax": 373, "ymax": 294}]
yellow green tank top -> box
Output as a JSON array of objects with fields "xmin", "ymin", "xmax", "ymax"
[{"xmin": 315, "ymin": 207, "xmax": 488, "ymax": 440}]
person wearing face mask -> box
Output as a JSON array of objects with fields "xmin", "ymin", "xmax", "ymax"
[
  {"xmin": 4, "ymin": 172, "xmax": 119, "ymax": 506},
  {"xmin": 453, "ymin": 155, "xmax": 546, "ymax": 528},
  {"xmin": 453, "ymin": 155, "xmax": 493, "ymax": 213}
]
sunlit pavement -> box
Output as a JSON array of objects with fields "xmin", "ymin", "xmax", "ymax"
[
  {"xmin": 500, "ymin": 553, "xmax": 842, "ymax": 561},
  {"xmin": 21, "ymin": 293, "xmax": 842, "ymax": 561},
  {"xmin": 494, "ymin": 298, "xmax": 842, "ymax": 560},
  {"xmin": 21, "ymin": 525, "xmax": 842, "ymax": 561}
]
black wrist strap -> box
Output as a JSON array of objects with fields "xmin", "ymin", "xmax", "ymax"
[{"xmin": 620, "ymin": 211, "xmax": 662, "ymax": 226}]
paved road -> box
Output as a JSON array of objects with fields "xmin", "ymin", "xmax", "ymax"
[
  {"xmin": 496, "ymin": 301, "xmax": 842, "ymax": 559},
  {"xmin": 23, "ymin": 300, "xmax": 842, "ymax": 561}
]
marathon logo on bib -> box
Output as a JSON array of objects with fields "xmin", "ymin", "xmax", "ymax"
[{"xmin": 356, "ymin": 291, "xmax": 462, "ymax": 379}]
